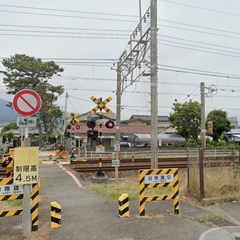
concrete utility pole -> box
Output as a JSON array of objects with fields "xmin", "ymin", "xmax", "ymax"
[
  {"xmin": 200, "ymin": 82, "xmax": 206, "ymax": 149},
  {"xmin": 116, "ymin": 61, "xmax": 122, "ymax": 176},
  {"xmin": 63, "ymin": 91, "xmax": 68, "ymax": 146},
  {"xmin": 150, "ymin": 0, "xmax": 158, "ymax": 169}
]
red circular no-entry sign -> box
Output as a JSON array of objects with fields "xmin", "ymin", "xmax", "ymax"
[{"xmin": 13, "ymin": 89, "xmax": 42, "ymax": 116}]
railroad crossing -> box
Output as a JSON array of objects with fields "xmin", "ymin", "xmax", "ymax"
[
  {"xmin": 89, "ymin": 96, "xmax": 113, "ymax": 177},
  {"xmin": 67, "ymin": 112, "xmax": 80, "ymax": 159}
]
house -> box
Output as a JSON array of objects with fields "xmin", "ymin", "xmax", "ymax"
[
  {"xmin": 121, "ymin": 115, "xmax": 170, "ymax": 132},
  {"xmin": 225, "ymin": 129, "xmax": 240, "ymax": 144},
  {"xmin": 68, "ymin": 114, "xmax": 184, "ymax": 150},
  {"xmin": 229, "ymin": 117, "xmax": 239, "ymax": 129}
]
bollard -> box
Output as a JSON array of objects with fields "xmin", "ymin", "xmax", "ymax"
[
  {"xmin": 118, "ymin": 193, "xmax": 129, "ymax": 218},
  {"xmin": 49, "ymin": 155, "xmax": 52, "ymax": 161},
  {"xmin": 51, "ymin": 202, "xmax": 61, "ymax": 228}
]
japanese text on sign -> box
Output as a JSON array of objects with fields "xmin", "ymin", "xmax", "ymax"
[
  {"xmin": 144, "ymin": 174, "xmax": 174, "ymax": 184},
  {"xmin": 0, "ymin": 185, "xmax": 24, "ymax": 196},
  {"xmin": 14, "ymin": 147, "xmax": 39, "ymax": 185}
]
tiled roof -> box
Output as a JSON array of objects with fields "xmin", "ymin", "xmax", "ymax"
[
  {"xmin": 130, "ymin": 115, "xmax": 169, "ymax": 122},
  {"xmin": 72, "ymin": 124, "xmax": 151, "ymax": 134}
]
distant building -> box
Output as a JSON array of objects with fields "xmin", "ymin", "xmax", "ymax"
[{"xmin": 228, "ymin": 117, "xmax": 238, "ymax": 129}]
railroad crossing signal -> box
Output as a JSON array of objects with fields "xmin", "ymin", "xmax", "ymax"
[
  {"xmin": 66, "ymin": 112, "xmax": 80, "ymax": 159},
  {"xmin": 87, "ymin": 120, "xmax": 96, "ymax": 129},
  {"xmin": 89, "ymin": 96, "xmax": 113, "ymax": 177},
  {"xmin": 67, "ymin": 112, "xmax": 80, "ymax": 123},
  {"xmin": 105, "ymin": 120, "xmax": 115, "ymax": 129},
  {"xmin": 90, "ymin": 96, "xmax": 112, "ymax": 114},
  {"xmin": 87, "ymin": 130, "xmax": 98, "ymax": 139}
]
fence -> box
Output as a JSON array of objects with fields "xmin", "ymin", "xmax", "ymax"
[
  {"xmin": 80, "ymin": 148, "xmax": 239, "ymax": 161},
  {"xmin": 187, "ymin": 148, "xmax": 240, "ymax": 200}
]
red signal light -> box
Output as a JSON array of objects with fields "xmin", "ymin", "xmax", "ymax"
[
  {"xmin": 87, "ymin": 130, "xmax": 98, "ymax": 139},
  {"xmin": 105, "ymin": 120, "xmax": 114, "ymax": 129},
  {"xmin": 76, "ymin": 125, "xmax": 80, "ymax": 130}
]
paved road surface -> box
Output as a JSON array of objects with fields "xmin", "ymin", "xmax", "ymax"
[{"xmin": 1, "ymin": 150, "xmax": 240, "ymax": 239}]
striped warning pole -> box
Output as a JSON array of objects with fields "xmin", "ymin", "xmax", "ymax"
[
  {"xmin": 48, "ymin": 155, "xmax": 52, "ymax": 161},
  {"xmin": 31, "ymin": 183, "xmax": 39, "ymax": 231},
  {"xmin": 70, "ymin": 114, "xmax": 75, "ymax": 158},
  {"xmin": 2, "ymin": 156, "xmax": 14, "ymax": 177},
  {"xmin": 96, "ymin": 98, "xmax": 104, "ymax": 177},
  {"xmin": 90, "ymin": 96, "xmax": 112, "ymax": 178},
  {"xmin": 51, "ymin": 201, "xmax": 62, "ymax": 228},
  {"xmin": 118, "ymin": 193, "xmax": 129, "ymax": 218}
]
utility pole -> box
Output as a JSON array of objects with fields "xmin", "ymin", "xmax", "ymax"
[
  {"xmin": 150, "ymin": 0, "xmax": 158, "ymax": 169},
  {"xmin": 200, "ymin": 82, "xmax": 206, "ymax": 149},
  {"xmin": 115, "ymin": 2, "xmax": 152, "ymax": 168},
  {"xmin": 115, "ymin": 61, "xmax": 122, "ymax": 181},
  {"xmin": 63, "ymin": 91, "xmax": 68, "ymax": 146}
]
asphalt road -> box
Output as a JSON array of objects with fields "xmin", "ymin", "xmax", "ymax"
[{"xmin": 1, "ymin": 150, "xmax": 240, "ymax": 240}]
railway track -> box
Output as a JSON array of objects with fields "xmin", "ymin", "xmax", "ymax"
[
  {"xmin": 71, "ymin": 157, "xmax": 233, "ymax": 173},
  {"xmin": 70, "ymin": 156, "xmax": 230, "ymax": 165}
]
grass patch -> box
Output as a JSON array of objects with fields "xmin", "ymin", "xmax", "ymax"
[
  {"xmin": 87, "ymin": 171, "xmax": 187, "ymax": 201},
  {"xmin": 198, "ymin": 213, "xmax": 226, "ymax": 227},
  {"xmin": 86, "ymin": 166, "xmax": 240, "ymax": 203},
  {"xmin": 8, "ymin": 200, "xmax": 23, "ymax": 208},
  {"xmin": 88, "ymin": 175, "xmax": 139, "ymax": 201}
]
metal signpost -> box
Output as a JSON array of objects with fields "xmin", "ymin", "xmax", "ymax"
[{"xmin": 12, "ymin": 89, "xmax": 42, "ymax": 238}]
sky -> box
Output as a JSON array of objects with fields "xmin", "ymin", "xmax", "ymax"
[{"xmin": 1, "ymin": 0, "xmax": 240, "ymax": 122}]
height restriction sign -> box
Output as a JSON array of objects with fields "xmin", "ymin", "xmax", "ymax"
[
  {"xmin": 13, "ymin": 147, "xmax": 39, "ymax": 185},
  {"xmin": 13, "ymin": 89, "xmax": 42, "ymax": 116}
]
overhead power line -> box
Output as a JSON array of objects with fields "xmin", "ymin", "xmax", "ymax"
[
  {"xmin": 160, "ymin": 0, "xmax": 240, "ymax": 18},
  {"xmin": 0, "ymin": 9, "xmax": 137, "ymax": 23},
  {"xmin": 0, "ymin": 4, "xmax": 138, "ymax": 19}
]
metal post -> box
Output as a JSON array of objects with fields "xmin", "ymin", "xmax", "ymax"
[
  {"xmin": 96, "ymin": 98, "xmax": 105, "ymax": 177},
  {"xmin": 78, "ymin": 138, "xmax": 80, "ymax": 159},
  {"xmin": 201, "ymin": 82, "xmax": 206, "ymax": 149},
  {"xmin": 23, "ymin": 127, "xmax": 31, "ymax": 238},
  {"xmin": 70, "ymin": 114, "xmax": 75, "ymax": 159},
  {"xmin": 150, "ymin": 0, "xmax": 158, "ymax": 169},
  {"xmin": 199, "ymin": 148, "xmax": 205, "ymax": 199},
  {"xmin": 63, "ymin": 91, "xmax": 68, "ymax": 146},
  {"xmin": 115, "ymin": 61, "xmax": 122, "ymax": 181}
]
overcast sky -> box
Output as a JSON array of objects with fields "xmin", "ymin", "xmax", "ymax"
[{"xmin": 1, "ymin": 0, "xmax": 240, "ymax": 121}]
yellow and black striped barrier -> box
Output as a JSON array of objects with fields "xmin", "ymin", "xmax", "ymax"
[
  {"xmin": 139, "ymin": 168, "xmax": 179, "ymax": 216},
  {"xmin": 0, "ymin": 177, "xmax": 39, "ymax": 232},
  {"xmin": 2, "ymin": 155, "xmax": 14, "ymax": 177},
  {"xmin": 31, "ymin": 183, "xmax": 39, "ymax": 231},
  {"xmin": 118, "ymin": 193, "xmax": 129, "ymax": 218},
  {"xmin": 51, "ymin": 201, "xmax": 61, "ymax": 228},
  {"xmin": 0, "ymin": 178, "xmax": 23, "ymax": 218}
]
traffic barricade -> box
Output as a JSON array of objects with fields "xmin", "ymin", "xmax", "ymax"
[{"xmin": 139, "ymin": 168, "xmax": 179, "ymax": 216}]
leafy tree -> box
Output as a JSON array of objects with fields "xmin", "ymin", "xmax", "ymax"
[
  {"xmin": 0, "ymin": 122, "xmax": 18, "ymax": 143},
  {"xmin": 168, "ymin": 99, "xmax": 201, "ymax": 141},
  {"xmin": 206, "ymin": 109, "xmax": 231, "ymax": 142},
  {"xmin": 185, "ymin": 138, "xmax": 200, "ymax": 147},
  {"xmin": 1, "ymin": 122, "xmax": 18, "ymax": 134},
  {"xmin": 1, "ymin": 54, "xmax": 64, "ymax": 147}
]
